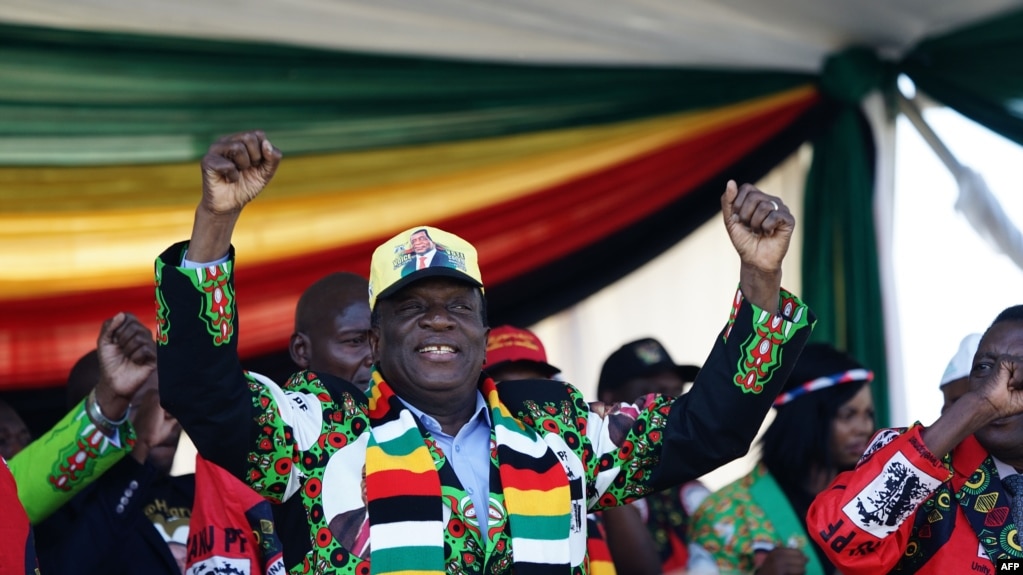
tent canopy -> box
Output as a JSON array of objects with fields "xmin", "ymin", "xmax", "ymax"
[
  {"xmin": 2, "ymin": 0, "xmax": 1023, "ymax": 434},
  {"xmin": 1, "ymin": 0, "xmax": 1019, "ymax": 68}
]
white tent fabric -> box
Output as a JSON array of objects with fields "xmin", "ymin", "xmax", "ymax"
[
  {"xmin": 899, "ymin": 95, "xmax": 1023, "ymax": 271},
  {"xmin": 1, "ymin": 0, "xmax": 1021, "ymax": 69},
  {"xmin": 954, "ymin": 168, "xmax": 1023, "ymax": 269}
]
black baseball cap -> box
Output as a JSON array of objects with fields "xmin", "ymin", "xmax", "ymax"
[{"xmin": 597, "ymin": 338, "xmax": 700, "ymax": 396}]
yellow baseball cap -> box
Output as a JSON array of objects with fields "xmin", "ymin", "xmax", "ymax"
[{"xmin": 368, "ymin": 226, "xmax": 483, "ymax": 310}]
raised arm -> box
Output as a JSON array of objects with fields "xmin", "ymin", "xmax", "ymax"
[
  {"xmin": 157, "ymin": 132, "xmax": 335, "ymax": 510},
  {"xmin": 920, "ymin": 353, "xmax": 1023, "ymax": 458},
  {"xmin": 10, "ymin": 312, "xmax": 155, "ymax": 523},
  {"xmin": 187, "ymin": 130, "xmax": 282, "ymax": 262},
  {"xmin": 807, "ymin": 354, "xmax": 1023, "ymax": 574},
  {"xmin": 572, "ymin": 181, "xmax": 813, "ymax": 507},
  {"xmin": 157, "ymin": 131, "xmax": 290, "ymax": 481},
  {"xmin": 93, "ymin": 312, "xmax": 158, "ymax": 430},
  {"xmin": 647, "ymin": 180, "xmax": 809, "ymax": 487},
  {"xmin": 722, "ymin": 179, "xmax": 793, "ymax": 312}
]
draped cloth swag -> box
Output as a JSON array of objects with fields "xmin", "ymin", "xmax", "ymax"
[
  {"xmin": 798, "ymin": 7, "xmax": 1023, "ymax": 426},
  {"xmin": 5, "ymin": 5, "xmax": 1023, "ymax": 418},
  {"xmin": 0, "ymin": 23, "xmax": 829, "ymax": 390},
  {"xmin": 801, "ymin": 48, "xmax": 892, "ymax": 426}
]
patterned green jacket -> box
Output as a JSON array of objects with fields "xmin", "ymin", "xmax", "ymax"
[
  {"xmin": 9, "ymin": 398, "xmax": 135, "ymax": 525},
  {"xmin": 691, "ymin": 463, "xmax": 827, "ymax": 575},
  {"xmin": 155, "ymin": 242, "xmax": 814, "ymax": 575}
]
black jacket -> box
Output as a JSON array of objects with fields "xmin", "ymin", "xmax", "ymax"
[{"xmin": 35, "ymin": 456, "xmax": 194, "ymax": 575}]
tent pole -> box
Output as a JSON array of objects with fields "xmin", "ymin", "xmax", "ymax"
[
  {"xmin": 896, "ymin": 92, "xmax": 963, "ymax": 176},
  {"xmin": 864, "ymin": 93, "xmax": 906, "ymax": 426}
]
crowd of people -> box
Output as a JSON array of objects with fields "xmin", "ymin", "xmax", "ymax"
[{"xmin": 2, "ymin": 130, "xmax": 1020, "ymax": 575}]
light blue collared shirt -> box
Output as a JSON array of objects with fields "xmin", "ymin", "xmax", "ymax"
[
  {"xmin": 400, "ymin": 391, "xmax": 493, "ymax": 532},
  {"xmin": 182, "ymin": 253, "xmax": 229, "ymax": 268}
]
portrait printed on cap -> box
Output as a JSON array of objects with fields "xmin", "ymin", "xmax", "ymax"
[{"xmin": 395, "ymin": 228, "xmax": 468, "ymax": 277}]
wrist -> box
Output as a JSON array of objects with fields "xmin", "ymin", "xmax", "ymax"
[
  {"xmin": 87, "ymin": 388, "xmax": 130, "ymax": 437},
  {"xmin": 93, "ymin": 383, "xmax": 132, "ymax": 420},
  {"xmin": 922, "ymin": 393, "xmax": 993, "ymax": 456},
  {"xmin": 188, "ymin": 205, "xmax": 238, "ymax": 262},
  {"xmin": 196, "ymin": 200, "xmax": 242, "ymax": 219},
  {"xmin": 739, "ymin": 262, "xmax": 782, "ymax": 313}
]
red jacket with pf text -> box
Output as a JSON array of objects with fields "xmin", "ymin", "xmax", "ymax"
[{"xmin": 807, "ymin": 425, "xmax": 1022, "ymax": 575}]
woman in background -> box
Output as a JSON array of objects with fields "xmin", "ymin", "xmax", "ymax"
[{"xmin": 689, "ymin": 343, "xmax": 876, "ymax": 575}]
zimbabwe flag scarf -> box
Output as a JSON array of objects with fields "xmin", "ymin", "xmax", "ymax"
[{"xmin": 364, "ymin": 369, "xmax": 575, "ymax": 574}]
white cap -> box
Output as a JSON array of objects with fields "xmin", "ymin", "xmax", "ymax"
[{"xmin": 940, "ymin": 333, "xmax": 983, "ymax": 388}]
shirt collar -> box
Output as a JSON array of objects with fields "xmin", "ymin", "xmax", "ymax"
[
  {"xmin": 993, "ymin": 456, "xmax": 1020, "ymax": 480},
  {"xmin": 399, "ymin": 390, "xmax": 491, "ymax": 439}
]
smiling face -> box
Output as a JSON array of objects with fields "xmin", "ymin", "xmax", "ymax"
[
  {"xmin": 971, "ymin": 320, "xmax": 1023, "ymax": 463},
  {"xmin": 410, "ymin": 230, "xmax": 435, "ymax": 256},
  {"xmin": 370, "ymin": 277, "xmax": 488, "ymax": 405},
  {"xmin": 828, "ymin": 384, "xmax": 875, "ymax": 470}
]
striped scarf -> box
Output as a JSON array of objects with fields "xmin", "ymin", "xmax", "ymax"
[{"xmin": 364, "ymin": 369, "xmax": 574, "ymax": 575}]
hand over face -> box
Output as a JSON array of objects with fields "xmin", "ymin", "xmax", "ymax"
[
  {"xmin": 201, "ymin": 130, "xmax": 282, "ymax": 215},
  {"xmin": 972, "ymin": 356, "xmax": 1023, "ymax": 424},
  {"xmin": 969, "ymin": 321, "xmax": 1023, "ymax": 462},
  {"xmin": 721, "ymin": 180, "xmax": 794, "ymax": 274},
  {"xmin": 974, "ymin": 357, "xmax": 1023, "ymax": 420}
]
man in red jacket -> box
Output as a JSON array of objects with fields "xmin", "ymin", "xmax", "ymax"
[{"xmin": 807, "ymin": 305, "xmax": 1023, "ymax": 574}]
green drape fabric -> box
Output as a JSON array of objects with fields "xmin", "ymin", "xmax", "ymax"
[
  {"xmin": 0, "ymin": 23, "xmax": 811, "ymax": 165},
  {"xmin": 901, "ymin": 8, "xmax": 1023, "ymax": 148},
  {"xmin": 802, "ymin": 48, "xmax": 891, "ymax": 425},
  {"xmin": 7, "ymin": 6, "xmax": 1023, "ymax": 422},
  {"xmin": 803, "ymin": 5, "xmax": 1023, "ymax": 427},
  {"xmin": 802, "ymin": 108, "xmax": 889, "ymax": 425},
  {"xmin": 0, "ymin": 21, "xmax": 829, "ymax": 393}
]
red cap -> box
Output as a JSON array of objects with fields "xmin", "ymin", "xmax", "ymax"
[{"xmin": 483, "ymin": 325, "xmax": 560, "ymax": 377}]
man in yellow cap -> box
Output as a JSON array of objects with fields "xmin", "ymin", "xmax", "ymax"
[{"xmin": 156, "ymin": 130, "xmax": 815, "ymax": 575}]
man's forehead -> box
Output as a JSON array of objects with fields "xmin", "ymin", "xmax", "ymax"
[
  {"xmin": 379, "ymin": 279, "xmax": 480, "ymax": 308},
  {"xmin": 981, "ymin": 321, "xmax": 1023, "ymax": 348},
  {"xmin": 332, "ymin": 303, "xmax": 371, "ymax": 326}
]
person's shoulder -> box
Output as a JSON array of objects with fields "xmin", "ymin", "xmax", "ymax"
[
  {"xmin": 496, "ymin": 378, "xmax": 582, "ymax": 403},
  {"xmin": 285, "ymin": 370, "xmax": 367, "ymax": 399},
  {"xmin": 496, "ymin": 378, "xmax": 588, "ymax": 427}
]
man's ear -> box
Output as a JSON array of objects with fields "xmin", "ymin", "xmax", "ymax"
[
  {"xmin": 289, "ymin": 332, "xmax": 311, "ymax": 369},
  {"xmin": 368, "ymin": 327, "xmax": 381, "ymax": 364}
]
